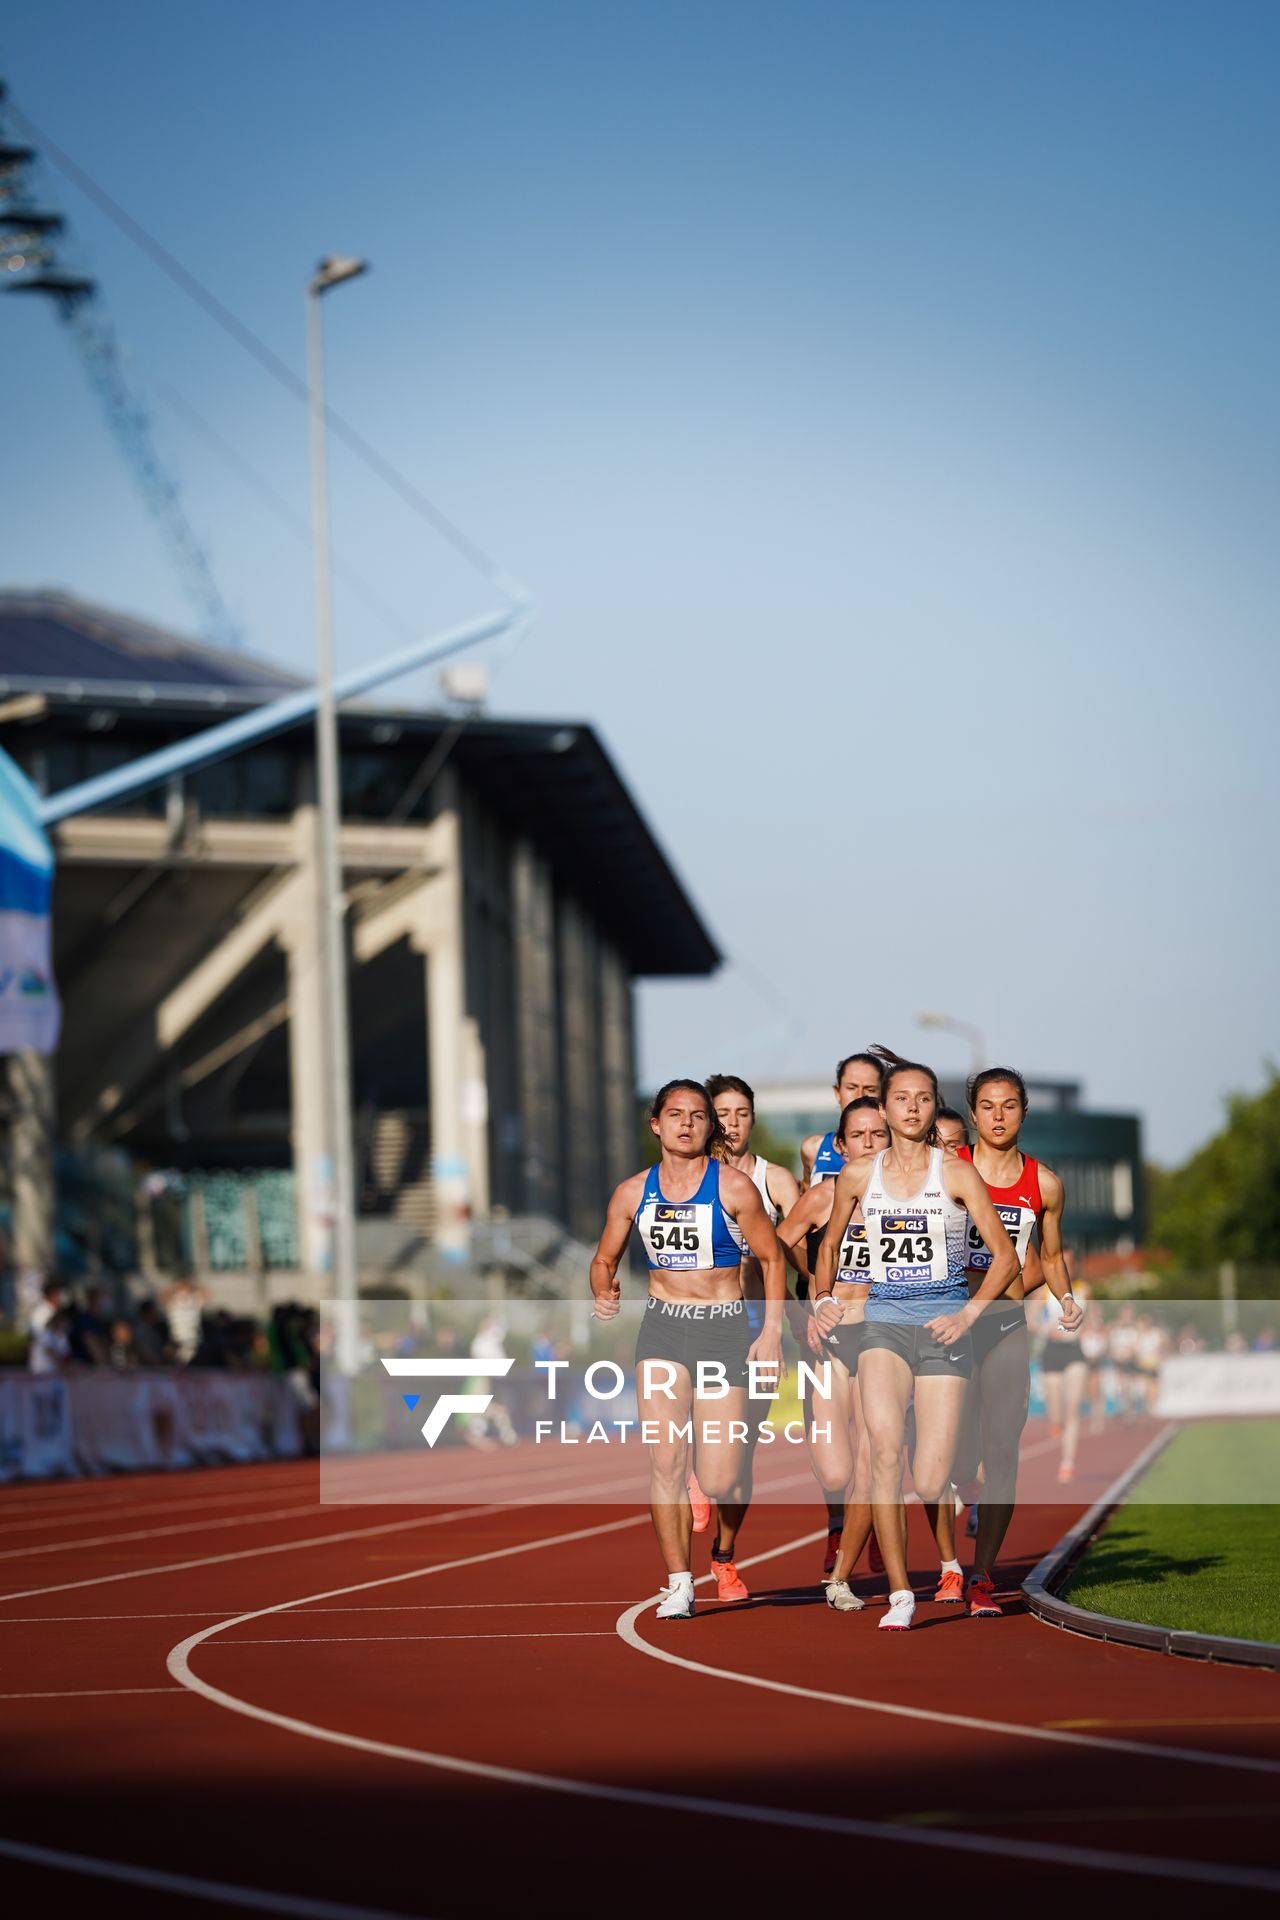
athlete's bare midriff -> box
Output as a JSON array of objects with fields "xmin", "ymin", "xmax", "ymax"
[{"xmin": 646, "ymin": 1267, "xmax": 745, "ymax": 1305}]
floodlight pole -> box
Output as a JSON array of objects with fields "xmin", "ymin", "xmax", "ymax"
[
  {"xmin": 916, "ymin": 1009, "xmax": 986, "ymax": 1079},
  {"xmin": 307, "ymin": 256, "xmax": 367, "ymax": 1341}
]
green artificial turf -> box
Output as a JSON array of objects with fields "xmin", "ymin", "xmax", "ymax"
[{"xmin": 1063, "ymin": 1420, "xmax": 1280, "ymax": 1645}]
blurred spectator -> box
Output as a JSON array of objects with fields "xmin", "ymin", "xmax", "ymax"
[
  {"xmin": 108, "ymin": 1317, "xmax": 137, "ymax": 1370},
  {"xmin": 28, "ymin": 1277, "xmax": 70, "ymax": 1374},
  {"xmin": 164, "ymin": 1276, "xmax": 206, "ymax": 1364},
  {"xmin": 68, "ymin": 1283, "xmax": 112, "ymax": 1367},
  {"xmin": 133, "ymin": 1297, "xmax": 176, "ymax": 1366},
  {"xmin": 1250, "ymin": 1326, "xmax": 1277, "ymax": 1352}
]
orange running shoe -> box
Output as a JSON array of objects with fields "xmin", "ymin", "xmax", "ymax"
[
  {"xmin": 934, "ymin": 1567, "xmax": 964, "ymax": 1604},
  {"xmin": 822, "ymin": 1528, "xmax": 842, "ymax": 1579},
  {"xmin": 712, "ymin": 1559, "xmax": 749, "ymax": 1603},
  {"xmin": 967, "ymin": 1572, "xmax": 1002, "ymax": 1617},
  {"xmin": 1057, "ymin": 1460, "xmax": 1075, "ymax": 1483},
  {"xmin": 687, "ymin": 1470, "xmax": 711, "ymax": 1533}
]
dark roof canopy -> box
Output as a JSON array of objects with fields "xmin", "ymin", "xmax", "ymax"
[
  {"xmin": 0, "ymin": 590, "xmax": 301, "ymax": 694},
  {"xmin": 0, "ymin": 591, "xmax": 719, "ymax": 978}
]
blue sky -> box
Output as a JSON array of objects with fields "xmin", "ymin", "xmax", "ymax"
[{"xmin": 3, "ymin": 1, "xmax": 1277, "ymax": 1163}]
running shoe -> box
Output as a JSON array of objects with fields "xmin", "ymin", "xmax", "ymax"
[
  {"xmin": 822, "ymin": 1528, "xmax": 843, "ymax": 1579},
  {"xmin": 966, "ymin": 1573, "xmax": 1002, "ymax": 1618},
  {"xmin": 934, "ymin": 1568, "xmax": 965, "ymax": 1604},
  {"xmin": 879, "ymin": 1589, "xmax": 916, "ymax": 1631},
  {"xmin": 712, "ymin": 1559, "xmax": 750, "ymax": 1603},
  {"xmin": 655, "ymin": 1581, "xmax": 696, "ymax": 1621},
  {"xmin": 1057, "ymin": 1460, "xmax": 1075, "ymax": 1484},
  {"xmin": 687, "ymin": 1471, "xmax": 711, "ymax": 1534},
  {"xmin": 825, "ymin": 1579, "xmax": 865, "ymax": 1613},
  {"xmin": 868, "ymin": 1532, "xmax": 885, "ymax": 1575}
]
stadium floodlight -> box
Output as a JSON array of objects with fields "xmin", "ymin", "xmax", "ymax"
[
  {"xmin": 916, "ymin": 1009, "xmax": 986, "ymax": 1077},
  {"xmin": 309, "ymin": 255, "xmax": 368, "ymax": 296},
  {"xmin": 307, "ymin": 254, "xmax": 369, "ymax": 1341}
]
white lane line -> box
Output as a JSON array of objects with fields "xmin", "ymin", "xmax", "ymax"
[
  {"xmin": 0, "ymin": 1481, "xmax": 325, "ymax": 1537},
  {"xmin": 0, "ymin": 1461, "xmax": 655, "ymax": 1604},
  {"xmin": 0, "ymin": 1686, "xmax": 184, "ymax": 1700},
  {"xmin": 0, "ymin": 1836, "xmax": 424, "ymax": 1920},
  {"xmin": 165, "ymin": 1515, "xmax": 1280, "ymax": 1897},
  {"xmin": 0, "ymin": 1600, "xmax": 642, "ymax": 1622},
  {"xmin": 212, "ymin": 1631, "xmax": 618, "ymax": 1645},
  {"xmin": 0, "ymin": 1501, "xmax": 329, "ymax": 1563},
  {"xmin": 0, "ymin": 1503, "xmax": 506, "ymax": 1605},
  {"xmin": 616, "ymin": 1538, "xmax": 1280, "ymax": 1781},
  {"xmin": 0, "ymin": 1462, "xmax": 315, "ymax": 1509}
]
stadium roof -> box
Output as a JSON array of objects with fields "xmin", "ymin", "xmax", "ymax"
[
  {"xmin": 0, "ymin": 589, "xmax": 302, "ymax": 696},
  {"xmin": 0, "ymin": 590, "xmax": 720, "ymax": 977}
]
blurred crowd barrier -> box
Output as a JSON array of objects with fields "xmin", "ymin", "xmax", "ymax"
[{"xmin": 0, "ymin": 1369, "xmax": 306, "ymax": 1482}]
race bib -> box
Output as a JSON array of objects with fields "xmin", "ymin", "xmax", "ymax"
[
  {"xmin": 837, "ymin": 1221, "xmax": 871, "ymax": 1276},
  {"xmin": 638, "ymin": 1201, "xmax": 714, "ymax": 1271},
  {"xmin": 873, "ymin": 1210, "xmax": 949, "ymax": 1287},
  {"xmin": 967, "ymin": 1202, "xmax": 1035, "ymax": 1271}
]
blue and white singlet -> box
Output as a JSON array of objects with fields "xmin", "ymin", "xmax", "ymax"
[
  {"xmin": 635, "ymin": 1160, "xmax": 746, "ymax": 1273},
  {"xmin": 810, "ymin": 1131, "xmax": 844, "ymax": 1185}
]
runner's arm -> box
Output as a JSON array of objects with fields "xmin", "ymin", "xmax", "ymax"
[
  {"xmin": 723, "ymin": 1170, "xmax": 787, "ymax": 1331},
  {"xmin": 588, "ymin": 1176, "xmax": 642, "ymax": 1318},
  {"xmin": 1036, "ymin": 1168, "xmax": 1082, "ymax": 1330},
  {"xmin": 766, "ymin": 1162, "xmax": 802, "ymax": 1221},
  {"xmin": 813, "ymin": 1163, "xmax": 863, "ymax": 1336},
  {"xmin": 927, "ymin": 1161, "xmax": 1019, "ymax": 1344},
  {"xmin": 1020, "ymin": 1237, "xmax": 1046, "ymax": 1293}
]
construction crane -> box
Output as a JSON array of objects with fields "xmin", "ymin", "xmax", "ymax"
[{"xmin": 0, "ymin": 84, "xmax": 241, "ymax": 649}]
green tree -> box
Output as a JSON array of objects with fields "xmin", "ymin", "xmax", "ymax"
[{"xmin": 1147, "ymin": 1069, "xmax": 1280, "ymax": 1268}]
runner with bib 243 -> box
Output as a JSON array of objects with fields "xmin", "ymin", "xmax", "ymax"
[{"xmin": 814, "ymin": 1059, "xmax": 1018, "ymax": 1632}]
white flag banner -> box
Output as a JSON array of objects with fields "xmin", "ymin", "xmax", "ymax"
[{"xmin": 0, "ymin": 746, "xmax": 61, "ymax": 1052}]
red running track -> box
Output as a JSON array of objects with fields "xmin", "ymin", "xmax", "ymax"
[{"xmin": 0, "ymin": 1416, "xmax": 1276, "ymax": 1918}]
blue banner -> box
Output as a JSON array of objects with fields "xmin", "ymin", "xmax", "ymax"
[{"xmin": 0, "ymin": 747, "xmax": 61, "ymax": 1053}]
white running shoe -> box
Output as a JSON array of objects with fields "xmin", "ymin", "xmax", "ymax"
[
  {"xmin": 824, "ymin": 1580, "xmax": 865, "ymax": 1613},
  {"xmin": 655, "ymin": 1580, "xmax": 695, "ymax": 1621},
  {"xmin": 879, "ymin": 1588, "xmax": 916, "ymax": 1631}
]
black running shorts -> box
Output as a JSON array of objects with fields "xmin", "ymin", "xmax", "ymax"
[
  {"xmin": 860, "ymin": 1319, "xmax": 973, "ymax": 1379},
  {"xmin": 634, "ymin": 1296, "xmax": 755, "ymax": 1389},
  {"xmin": 970, "ymin": 1301, "xmax": 1028, "ymax": 1367}
]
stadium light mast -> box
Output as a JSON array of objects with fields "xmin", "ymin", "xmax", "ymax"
[
  {"xmin": 916, "ymin": 1009, "xmax": 986, "ymax": 1078},
  {"xmin": 307, "ymin": 255, "xmax": 368, "ymax": 1343}
]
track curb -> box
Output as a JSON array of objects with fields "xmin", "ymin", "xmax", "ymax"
[{"xmin": 1022, "ymin": 1422, "xmax": 1280, "ymax": 1671}]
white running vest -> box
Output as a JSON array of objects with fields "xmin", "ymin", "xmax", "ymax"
[
  {"xmin": 749, "ymin": 1154, "xmax": 780, "ymax": 1225},
  {"xmin": 861, "ymin": 1147, "xmax": 969, "ymax": 1317}
]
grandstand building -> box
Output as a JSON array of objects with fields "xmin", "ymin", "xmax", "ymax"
[{"xmin": 0, "ymin": 591, "xmax": 719, "ymax": 1297}]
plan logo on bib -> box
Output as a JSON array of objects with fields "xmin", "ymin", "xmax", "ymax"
[{"xmin": 381, "ymin": 1357, "xmax": 515, "ymax": 1446}]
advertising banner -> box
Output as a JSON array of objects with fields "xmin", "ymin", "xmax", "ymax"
[{"xmin": 0, "ymin": 745, "xmax": 61, "ymax": 1052}]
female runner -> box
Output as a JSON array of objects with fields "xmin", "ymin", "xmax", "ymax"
[
  {"xmin": 590, "ymin": 1078, "xmax": 786, "ymax": 1620},
  {"xmin": 702, "ymin": 1073, "xmax": 801, "ymax": 1596},
  {"xmin": 1033, "ymin": 1283, "xmax": 1088, "ymax": 1483},
  {"xmin": 955, "ymin": 1068, "xmax": 1082, "ymax": 1613},
  {"xmin": 800, "ymin": 1053, "xmax": 886, "ymax": 1188},
  {"xmin": 815, "ymin": 1060, "xmax": 1018, "ymax": 1630},
  {"xmin": 778, "ymin": 1096, "xmax": 887, "ymax": 1602},
  {"xmin": 917, "ymin": 1103, "xmax": 973, "ymax": 1589}
]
